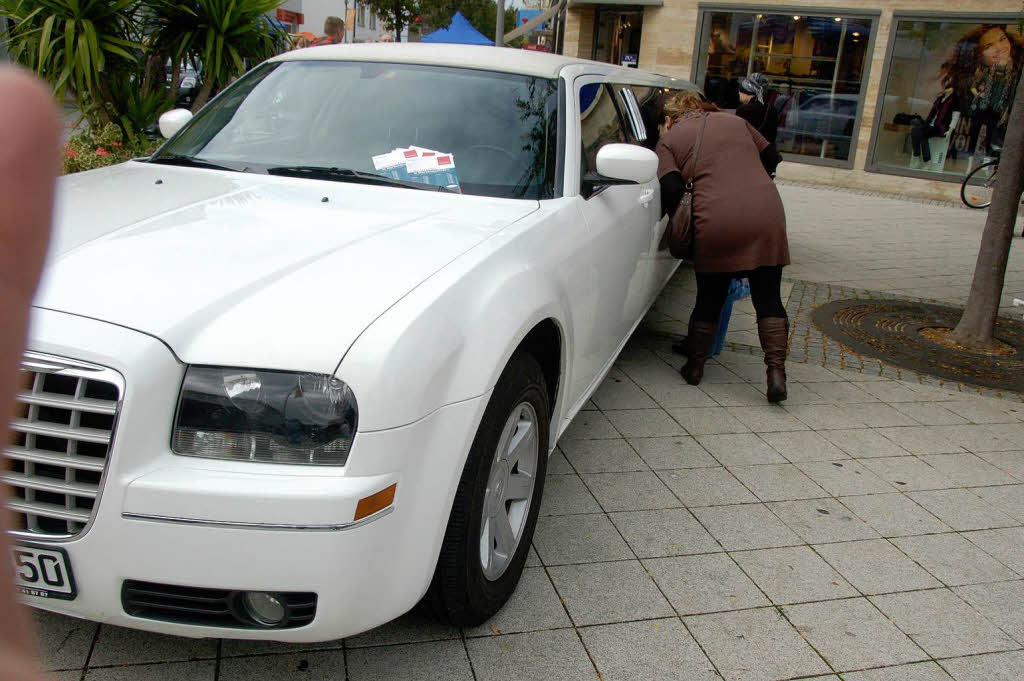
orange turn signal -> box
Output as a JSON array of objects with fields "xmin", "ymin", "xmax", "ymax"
[{"xmin": 354, "ymin": 483, "xmax": 397, "ymax": 521}]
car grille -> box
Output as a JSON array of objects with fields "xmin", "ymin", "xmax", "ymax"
[
  {"xmin": 3, "ymin": 353, "xmax": 123, "ymax": 539},
  {"xmin": 122, "ymin": 580, "xmax": 317, "ymax": 629}
]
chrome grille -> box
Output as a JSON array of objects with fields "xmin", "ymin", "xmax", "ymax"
[{"xmin": 3, "ymin": 353, "xmax": 123, "ymax": 539}]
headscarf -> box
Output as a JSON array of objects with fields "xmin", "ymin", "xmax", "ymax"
[{"xmin": 739, "ymin": 73, "xmax": 769, "ymax": 104}]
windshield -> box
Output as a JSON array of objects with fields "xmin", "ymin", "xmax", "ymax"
[{"xmin": 152, "ymin": 61, "xmax": 560, "ymax": 200}]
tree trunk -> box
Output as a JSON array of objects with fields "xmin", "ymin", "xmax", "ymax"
[
  {"xmin": 170, "ymin": 61, "xmax": 182, "ymax": 99},
  {"xmin": 91, "ymin": 82, "xmax": 114, "ymax": 128},
  {"xmin": 949, "ymin": 72, "xmax": 1024, "ymax": 349},
  {"xmin": 394, "ymin": 2, "xmax": 403, "ymax": 41},
  {"xmin": 191, "ymin": 77, "xmax": 215, "ymax": 113}
]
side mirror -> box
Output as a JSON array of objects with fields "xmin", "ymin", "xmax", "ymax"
[
  {"xmin": 582, "ymin": 143, "xmax": 659, "ymax": 198},
  {"xmin": 596, "ymin": 143, "xmax": 658, "ymax": 183},
  {"xmin": 158, "ymin": 108, "xmax": 193, "ymax": 139}
]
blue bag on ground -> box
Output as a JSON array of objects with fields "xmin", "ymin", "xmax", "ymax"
[{"xmin": 711, "ymin": 278, "xmax": 751, "ymax": 357}]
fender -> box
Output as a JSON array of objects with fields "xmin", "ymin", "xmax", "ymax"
[
  {"xmin": 336, "ymin": 208, "xmax": 579, "ymax": 598},
  {"xmin": 337, "ymin": 202, "xmax": 577, "ymax": 437}
]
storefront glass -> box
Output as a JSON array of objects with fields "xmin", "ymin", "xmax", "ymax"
[
  {"xmin": 593, "ymin": 8, "xmax": 644, "ymax": 68},
  {"xmin": 871, "ymin": 18, "xmax": 1023, "ymax": 178},
  {"xmin": 697, "ymin": 9, "xmax": 874, "ymax": 164}
]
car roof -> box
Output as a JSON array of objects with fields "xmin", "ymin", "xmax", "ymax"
[{"xmin": 270, "ymin": 43, "xmax": 661, "ymax": 81}]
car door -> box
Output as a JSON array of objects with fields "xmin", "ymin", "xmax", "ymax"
[
  {"xmin": 570, "ymin": 77, "xmax": 655, "ymax": 396},
  {"xmin": 617, "ymin": 83, "xmax": 680, "ymax": 303}
]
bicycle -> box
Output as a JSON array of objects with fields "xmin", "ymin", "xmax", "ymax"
[{"xmin": 961, "ymin": 158, "xmax": 1000, "ymax": 209}]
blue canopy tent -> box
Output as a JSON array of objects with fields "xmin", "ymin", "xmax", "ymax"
[{"xmin": 421, "ymin": 11, "xmax": 493, "ymax": 46}]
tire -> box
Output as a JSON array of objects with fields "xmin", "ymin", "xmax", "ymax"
[
  {"xmin": 424, "ymin": 351, "xmax": 550, "ymax": 626},
  {"xmin": 961, "ymin": 160, "xmax": 999, "ymax": 209}
]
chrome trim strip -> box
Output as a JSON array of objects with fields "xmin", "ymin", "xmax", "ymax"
[
  {"xmin": 16, "ymin": 390, "xmax": 119, "ymax": 415},
  {"xmin": 21, "ymin": 352, "xmax": 107, "ymax": 374},
  {"xmin": 6, "ymin": 498, "xmax": 92, "ymax": 524},
  {"xmin": 0, "ymin": 472, "xmax": 98, "ymax": 498},
  {"xmin": 121, "ymin": 506, "xmax": 394, "ymax": 532},
  {"xmin": 2, "ymin": 446, "xmax": 106, "ymax": 472},
  {"xmin": 9, "ymin": 418, "xmax": 113, "ymax": 445}
]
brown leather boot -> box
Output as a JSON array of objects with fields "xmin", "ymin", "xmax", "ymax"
[
  {"xmin": 681, "ymin": 319, "xmax": 718, "ymax": 386},
  {"xmin": 757, "ymin": 317, "xmax": 789, "ymax": 403}
]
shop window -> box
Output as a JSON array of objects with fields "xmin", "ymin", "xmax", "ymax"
[
  {"xmin": 369, "ymin": 13, "xmax": 376, "ymax": 30},
  {"xmin": 871, "ymin": 18, "xmax": 1022, "ymax": 179},
  {"xmin": 357, "ymin": 5, "xmax": 366, "ymax": 27},
  {"xmin": 697, "ymin": 9, "xmax": 874, "ymax": 165},
  {"xmin": 592, "ymin": 9, "xmax": 643, "ymax": 67}
]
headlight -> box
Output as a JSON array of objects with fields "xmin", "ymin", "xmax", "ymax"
[
  {"xmin": 172, "ymin": 367, "xmax": 357, "ymax": 465},
  {"xmin": 180, "ymin": 77, "xmax": 196, "ymax": 89}
]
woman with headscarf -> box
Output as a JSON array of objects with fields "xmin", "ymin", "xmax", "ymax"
[
  {"xmin": 657, "ymin": 90, "xmax": 790, "ymax": 402},
  {"xmin": 735, "ymin": 72, "xmax": 780, "ymax": 172},
  {"xmin": 735, "ymin": 73, "xmax": 779, "ymax": 145}
]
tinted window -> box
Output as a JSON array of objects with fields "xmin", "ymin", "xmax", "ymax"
[
  {"xmin": 637, "ymin": 87, "xmax": 693, "ymax": 151},
  {"xmin": 579, "ymin": 83, "xmax": 627, "ymax": 178},
  {"xmin": 611, "ymin": 84, "xmax": 647, "ymax": 143},
  {"xmin": 154, "ymin": 61, "xmax": 560, "ymax": 200}
]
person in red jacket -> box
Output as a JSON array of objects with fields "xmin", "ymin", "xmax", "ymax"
[{"xmin": 310, "ymin": 16, "xmax": 345, "ymax": 46}]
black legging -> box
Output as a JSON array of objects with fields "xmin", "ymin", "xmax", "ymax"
[{"xmin": 693, "ymin": 266, "xmax": 787, "ymax": 323}]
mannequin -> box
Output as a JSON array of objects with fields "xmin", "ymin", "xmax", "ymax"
[{"xmin": 907, "ymin": 88, "xmax": 958, "ymax": 167}]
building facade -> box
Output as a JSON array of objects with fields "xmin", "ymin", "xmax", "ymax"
[
  {"xmin": 562, "ymin": 1, "xmax": 1022, "ymax": 201},
  {"xmin": 299, "ymin": 0, "xmax": 409, "ymax": 42}
]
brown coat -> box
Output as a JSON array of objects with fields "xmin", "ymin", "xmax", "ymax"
[{"xmin": 656, "ymin": 111, "xmax": 790, "ymax": 274}]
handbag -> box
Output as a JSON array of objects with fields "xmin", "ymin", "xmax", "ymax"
[{"xmin": 667, "ymin": 114, "xmax": 708, "ymax": 260}]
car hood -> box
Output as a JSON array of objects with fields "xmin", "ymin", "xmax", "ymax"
[{"xmin": 36, "ymin": 162, "xmax": 538, "ymax": 373}]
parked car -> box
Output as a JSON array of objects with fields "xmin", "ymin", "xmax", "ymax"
[
  {"xmin": 780, "ymin": 92, "xmax": 859, "ymax": 158},
  {"xmin": 7, "ymin": 44, "xmax": 688, "ymax": 642},
  {"xmin": 165, "ymin": 59, "xmax": 203, "ymax": 106}
]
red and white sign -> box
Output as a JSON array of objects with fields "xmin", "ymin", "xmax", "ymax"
[{"xmin": 277, "ymin": 9, "xmax": 305, "ymax": 24}]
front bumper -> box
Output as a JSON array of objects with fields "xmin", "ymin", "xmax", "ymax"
[{"xmin": 15, "ymin": 309, "xmax": 488, "ymax": 641}]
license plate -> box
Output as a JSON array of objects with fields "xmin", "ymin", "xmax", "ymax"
[{"xmin": 11, "ymin": 542, "xmax": 77, "ymax": 600}]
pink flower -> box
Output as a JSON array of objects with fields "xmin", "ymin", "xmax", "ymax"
[
  {"xmin": 112, "ymin": 141, "xmax": 122, "ymax": 147},
  {"xmin": 65, "ymin": 149, "xmax": 77, "ymax": 159},
  {"xmin": 95, "ymin": 147, "xmax": 110, "ymax": 157}
]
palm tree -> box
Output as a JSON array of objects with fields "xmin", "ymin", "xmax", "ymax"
[
  {"xmin": 146, "ymin": 0, "xmax": 286, "ymax": 112},
  {"xmin": 0, "ymin": 0, "xmax": 139, "ymax": 124},
  {"xmin": 143, "ymin": 0, "xmax": 193, "ymax": 95}
]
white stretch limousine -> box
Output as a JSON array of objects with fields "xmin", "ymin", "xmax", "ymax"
[{"xmin": 7, "ymin": 44, "xmax": 694, "ymax": 641}]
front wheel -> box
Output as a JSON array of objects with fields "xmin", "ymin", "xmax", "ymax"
[
  {"xmin": 961, "ymin": 160, "xmax": 999, "ymax": 209},
  {"xmin": 424, "ymin": 351, "xmax": 549, "ymax": 626}
]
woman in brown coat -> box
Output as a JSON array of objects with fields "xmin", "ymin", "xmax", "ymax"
[{"xmin": 656, "ymin": 90, "xmax": 791, "ymax": 402}]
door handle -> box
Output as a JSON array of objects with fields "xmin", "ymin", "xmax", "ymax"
[{"xmin": 638, "ymin": 188, "xmax": 655, "ymax": 207}]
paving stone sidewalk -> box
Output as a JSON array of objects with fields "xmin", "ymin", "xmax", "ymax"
[
  {"xmin": 33, "ymin": 337, "xmax": 1024, "ymax": 681},
  {"xmin": 29, "ymin": 185, "xmax": 1024, "ymax": 680}
]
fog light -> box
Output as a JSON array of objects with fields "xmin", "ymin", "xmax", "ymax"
[{"xmin": 241, "ymin": 591, "xmax": 286, "ymax": 626}]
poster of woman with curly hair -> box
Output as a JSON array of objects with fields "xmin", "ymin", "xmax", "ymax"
[
  {"xmin": 943, "ymin": 25, "xmax": 1024, "ymax": 156},
  {"xmin": 875, "ymin": 19, "xmax": 1023, "ymax": 176}
]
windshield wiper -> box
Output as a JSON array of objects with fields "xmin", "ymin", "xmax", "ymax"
[
  {"xmin": 149, "ymin": 154, "xmax": 241, "ymax": 172},
  {"xmin": 266, "ymin": 165, "xmax": 453, "ymax": 193}
]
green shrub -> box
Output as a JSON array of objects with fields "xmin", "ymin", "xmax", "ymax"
[{"xmin": 63, "ymin": 123, "xmax": 159, "ymax": 174}]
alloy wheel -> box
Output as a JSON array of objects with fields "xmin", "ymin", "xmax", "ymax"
[{"xmin": 479, "ymin": 402, "xmax": 539, "ymax": 581}]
